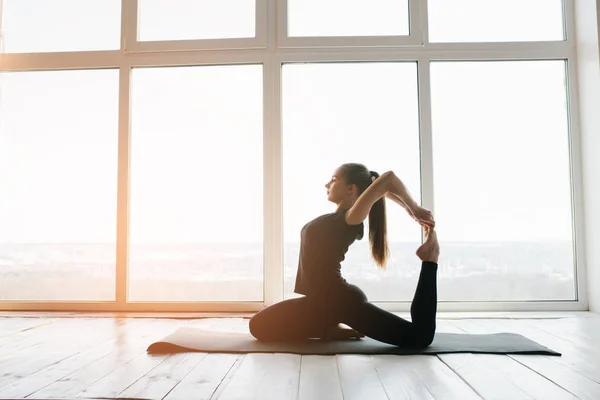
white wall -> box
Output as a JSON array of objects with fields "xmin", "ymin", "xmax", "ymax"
[{"xmin": 576, "ymin": 0, "xmax": 600, "ymax": 312}]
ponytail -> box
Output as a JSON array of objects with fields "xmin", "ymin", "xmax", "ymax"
[
  {"xmin": 368, "ymin": 171, "xmax": 389, "ymax": 269},
  {"xmin": 339, "ymin": 164, "xmax": 390, "ymax": 269}
]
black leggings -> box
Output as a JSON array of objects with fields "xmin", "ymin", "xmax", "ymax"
[{"xmin": 249, "ymin": 261, "xmax": 438, "ymax": 348}]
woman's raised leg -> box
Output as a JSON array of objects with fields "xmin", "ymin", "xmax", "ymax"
[{"xmin": 339, "ymin": 228, "xmax": 440, "ymax": 347}]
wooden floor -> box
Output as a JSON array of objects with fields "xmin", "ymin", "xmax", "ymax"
[{"xmin": 0, "ymin": 312, "xmax": 599, "ymax": 400}]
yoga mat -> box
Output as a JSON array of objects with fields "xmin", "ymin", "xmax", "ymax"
[{"xmin": 147, "ymin": 327, "xmax": 561, "ymax": 356}]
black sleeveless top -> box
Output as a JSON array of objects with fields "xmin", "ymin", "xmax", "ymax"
[{"xmin": 294, "ymin": 209, "xmax": 364, "ymax": 296}]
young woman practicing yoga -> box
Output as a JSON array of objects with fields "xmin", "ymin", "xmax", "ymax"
[{"xmin": 249, "ymin": 163, "xmax": 439, "ymax": 348}]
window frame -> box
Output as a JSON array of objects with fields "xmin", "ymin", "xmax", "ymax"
[
  {"xmin": 0, "ymin": 0, "xmax": 588, "ymax": 312},
  {"xmin": 124, "ymin": 0, "xmax": 268, "ymax": 52},
  {"xmin": 277, "ymin": 0, "xmax": 423, "ymax": 48}
]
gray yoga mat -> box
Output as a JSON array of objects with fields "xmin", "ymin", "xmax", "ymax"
[{"xmin": 147, "ymin": 327, "xmax": 561, "ymax": 356}]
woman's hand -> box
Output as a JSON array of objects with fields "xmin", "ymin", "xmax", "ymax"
[{"xmin": 409, "ymin": 206, "xmax": 435, "ymax": 229}]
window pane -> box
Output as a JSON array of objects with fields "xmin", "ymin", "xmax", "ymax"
[
  {"xmin": 1, "ymin": 0, "xmax": 121, "ymax": 53},
  {"xmin": 283, "ymin": 62, "xmax": 421, "ymax": 302},
  {"xmin": 139, "ymin": 0, "xmax": 256, "ymax": 41},
  {"xmin": 288, "ymin": 0, "xmax": 409, "ymax": 37},
  {"xmin": 428, "ymin": 0, "xmax": 564, "ymax": 42},
  {"xmin": 431, "ymin": 61, "xmax": 575, "ymax": 301},
  {"xmin": 0, "ymin": 70, "xmax": 119, "ymax": 301},
  {"xmin": 129, "ymin": 65, "xmax": 263, "ymax": 302}
]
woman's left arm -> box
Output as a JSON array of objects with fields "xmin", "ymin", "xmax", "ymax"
[
  {"xmin": 346, "ymin": 171, "xmax": 425, "ymax": 225},
  {"xmin": 384, "ymin": 171, "xmax": 419, "ymax": 212},
  {"xmin": 385, "ymin": 192, "xmax": 411, "ymax": 211},
  {"xmin": 384, "ymin": 173, "xmax": 435, "ymax": 228}
]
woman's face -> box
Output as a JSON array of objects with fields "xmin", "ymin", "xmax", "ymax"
[{"xmin": 325, "ymin": 168, "xmax": 351, "ymax": 203}]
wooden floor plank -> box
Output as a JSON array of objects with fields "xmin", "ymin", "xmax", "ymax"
[
  {"xmin": 438, "ymin": 352, "xmax": 534, "ymax": 400},
  {"xmin": 0, "ymin": 318, "xmax": 55, "ymax": 338},
  {"xmin": 536, "ymin": 318, "xmax": 600, "ymax": 357},
  {"xmin": 0, "ymin": 319, "xmax": 72, "ymax": 356},
  {"xmin": 510, "ymin": 354, "xmax": 600, "ymax": 400},
  {"xmin": 30, "ymin": 319, "xmax": 185, "ymax": 398},
  {"xmin": 298, "ymin": 355, "xmax": 343, "ymax": 400},
  {"xmin": 0, "ymin": 318, "xmax": 134, "ymax": 391},
  {"xmin": 395, "ymin": 355, "xmax": 482, "ymax": 400},
  {"xmin": 371, "ymin": 355, "xmax": 435, "ymax": 400},
  {"xmin": 478, "ymin": 353, "xmax": 577, "ymax": 400},
  {"xmin": 436, "ymin": 320, "xmax": 467, "ymax": 334},
  {"xmin": 162, "ymin": 353, "xmax": 239, "ymax": 400},
  {"xmin": 478, "ymin": 318, "xmax": 600, "ymax": 384},
  {"xmin": 452, "ymin": 319, "xmax": 588, "ymax": 400},
  {"xmin": 336, "ymin": 355, "xmax": 389, "ymax": 400},
  {"xmin": 216, "ymin": 353, "xmax": 301, "ymax": 400},
  {"xmin": 474, "ymin": 318, "xmax": 600, "ymax": 400},
  {"xmin": 190, "ymin": 318, "xmax": 250, "ymax": 334},
  {"xmin": 0, "ymin": 317, "xmax": 117, "ymax": 371},
  {"xmin": 79, "ymin": 351, "xmax": 169, "ymax": 398},
  {"xmin": 0, "ymin": 314, "xmax": 599, "ymax": 400},
  {"xmin": 118, "ymin": 352, "xmax": 205, "ymax": 399},
  {"xmin": 0, "ymin": 320, "xmax": 139, "ymax": 398}
]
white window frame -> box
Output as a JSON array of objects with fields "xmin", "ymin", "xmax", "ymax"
[
  {"xmin": 0, "ymin": 0, "xmax": 589, "ymax": 313},
  {"xmin": 277, "ymin": 0, "xmax": 423, "ymax": 48},
  {"xmin": 124, "ymin": 0, "xmax": 269, "ymax": 52}
]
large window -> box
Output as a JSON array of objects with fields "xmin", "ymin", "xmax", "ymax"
[
  {"xmin": 282, "ymin": 62, "xmax": 422, "ymax": 301},
  {"xmin": 1, "ymin": 0, "xmax": 121, "ymax": 53},
  {"xmin": 138, "ymin": 0, "xmax": 256, "ymax": 41},
  {"xmin": 129, "ymin": 65, "xmax": 263, "ymax": 302},
  {"xmin": 430, "ymin": 60, "xmax": 575, "ymax": 301},
  {"xmin": 428, "ymin": 0, "xmax": 565, "ymax": 42},
  {"xmin": 0, "ymin": 69, "xmax": 119, "ymax": 301},
  {"xmin": 287, "ymin": 0, "xmax": 410, "ymax": 37},
  {"xmin": 0, "ymin": 0, "xmax": 586, "ymax": 311}
]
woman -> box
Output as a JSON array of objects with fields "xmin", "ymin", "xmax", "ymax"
[{"xmin": 249, "ymin": 163, "xmax": 440, "ymax": 348}]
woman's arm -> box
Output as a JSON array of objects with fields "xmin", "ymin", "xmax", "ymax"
[
  {"xmin": 383, "ymin": 172, "xmax": 419, "ymax": 213},
  {"xmin": 385, "ymin": 173, "xmax": 435, "ymax": 228},
  {"xmin": 385, "ymin": 192, "xmax": 411, "ymax": 211},
  {"xmin": 345, "ymin": 172, "xmax": 391, "ymax": 225},
  {"xmin": 346, "ymin": 170, "xmax": 418, "ymax": 225}
]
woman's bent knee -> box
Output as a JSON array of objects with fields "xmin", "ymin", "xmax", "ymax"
[{"xmin": 249, "ymin": 313, "xmax": 269, "ymax": 341}]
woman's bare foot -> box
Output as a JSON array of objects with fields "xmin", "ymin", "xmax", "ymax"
[
  {"xmin": 416, "ymin": 226, "xmax": 440, "ymax": 263},
  {"xmin": 323, "ymin": 324, "xmax": 364, "ymax": 340}
]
